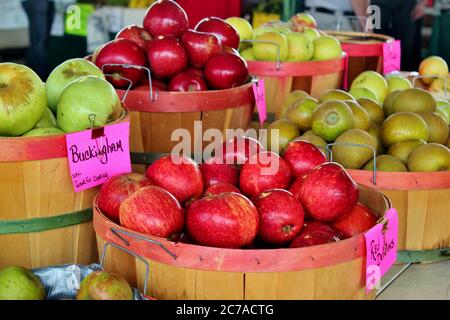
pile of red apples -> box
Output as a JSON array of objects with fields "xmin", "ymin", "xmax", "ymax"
[
  {"xmin": 89, "ymin": 0, "xmax": 249, "ymax": 92},
  {"xmin": 97, "ymin": 137, "xmax": 378, "ymax": 250}
]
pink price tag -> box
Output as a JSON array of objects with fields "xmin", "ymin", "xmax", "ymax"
[
  {"xmin": 252, "ymin": 79, "xmax": 267, "ymax": 126},
  {"xmin": 65, "ymin": 121, "xmax": 132, "ymax": 192},
  {"xmin": 383, "ymin": 40, "xmax": 401, "ymax": 74},
  {"xmin": 364, "ymin": 208, "xmax": 398, "ymax": 293}
]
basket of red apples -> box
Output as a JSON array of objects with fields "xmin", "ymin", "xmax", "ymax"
[
  {"xmin": 93, "ymin": 137, "xmax": 391, "ymax": 300},
  {"xmin": 89, "ymin": 0, "xmax": 255, "ymax": 164}
]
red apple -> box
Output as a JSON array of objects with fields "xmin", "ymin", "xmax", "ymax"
[
  {"xmin": 254, "ymin": 189, "xmax": 305, "ymax": 244},
  {"xmin": 119, "ymin": 185, "xmax": 184, "ymax": 238},
  {"xmin": 186, "ymin": 192, "xmax": 259, "ymax": 248},
  {"xmin": 199, "ymin": 157, "xmax": 239, "ymax": 187},
  {"xmin": 204, "ymin": 52, "xmax": 248, "ymax": 89},
  {"xmin": 76, "ymin": 271, "xmax": 133, "ymax": 300},
  {"xmin": 204, "ymin": 182, "xmax": 241, "ymax": 197},
  {"xmin": 146, "ymin": 155, "xmax": 204, "ymax": 203},
  {"xmin": 97, "ymin": 173, "xmax": 153, "ymax": 223},
  {"xmin": 143, "ymin": 0, "xmax": 189, "ymax": 38},
  {"xmin": 134, "ymin": 78, "xmax": 167, "ymax": 92},
  {"xmin": 283, "ymin": 140, "xmax": 327, "ymax": 178},
  {"xmin": 299, "ymin": 162, "xmax": 359, "ymax": 222},
  {"xmin": 147, "ymin": 36, "xmax": 188, "ymax": 79},
  {"xmin": 195, "ymin": 17, "xmax": 240, "ymax": 49},
  {"xmin": 168, "ymin": 70, "xmax": 207, "ymax": 92},
  {"xmin": 289, "ymin": 229, "xmax": 340, "ymax": 248},
  {"xmin": 302, "ymin": 220, "xmax": 341, "ymax": 236},
  {"xmin": 331, "ymin": 203, "xmax": 378, "ymax": 238},
  {"xmin": 180, "ymin": 29, "xmax": 222, "ymax": 68},
  {"xmin": 186, "ymin": 67, "xmax": 204, "ymax": 78},
  {"xmin": 218, "ymin": 136, "xmax": 263, "ymax": 166},
  {"xmin": 239, "ymin": 151, "xmax": 292, "ymax": 198},
  {"xmin": 115, "ymin": 25, "xmax": 152, "ymax": 50},
  {"xmin": 288, "ymin": 178, "xmax": 302, "ymax": 201},
  {"xmin": 95, "ymin": 39, "xmax": 148, "ymax": 88}
]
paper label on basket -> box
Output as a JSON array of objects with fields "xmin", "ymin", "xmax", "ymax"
[
  {"xmin": 252, "ymin": 79, "xmax": 267, "ymax": 126},
  {"xmin": 364, "ymin": 208, "xmax": 398, "ymax": 293},
  {"xmin": 65, "ymin": 121, "xmax": 132, "ymax": 192},
  {"xmin": 383, "ymin": 40, "xmax": 401, "ymax": 74}
]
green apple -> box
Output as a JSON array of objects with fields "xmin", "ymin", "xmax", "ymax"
[
  {"xmin": 253, "ymin": 32, "xmax": 289, "ymax": 62},
  {"xmin": 240, "ymin": 48, "xmax": 256, "ymax": 61},
  {"xmin": 386, "ymin": 75, "xmax": 412, "ymax": 94},
  {"xmin": 23, "ymin": 127, "xmax": 65, "ymax": 137},
  {"xmin": 286, "ymin": 32, "xmax": 313, "ymax": 62},
  {"xmin": 253, "ymin": 23, "xmax": 292, "ymax": 39},
  {"xmin": 46, "ymin": 58, "xmax": 105, "ymax": 113},
  {"xmin": 303, "ymin": 27, "xmax": 321, "ymax": 42},
  {"xmin": 351, "ymin": 71, "xmax": 389, "ymax": 102},
  {"xmin": 0, "ymin": 266, "xmax": 46, "ymax": 300},
  {"xmin": 0, "ymin": 63, "xmax": 47, "ymax": 136},
  {"xmin": 312, "ymin": 36, "xmax": 343, "ymax": 61},
  {"xmin": 289, "ymin": 13, "xmax": 318, "ymax": 28},
  {"xmin": 419, "ymin": 56, "xmax": 449, "ymax": 85},
  {"xmin": 57, "ymin": 76, "xmax": 121, "ymax": 133},
  {"xmin": 35, "ymin": 108, "xmax": 57, "ymax": 128},
  {"xmin": 226, "ymin": 17, "xmax": 253, "ymax": 50},
  {"xmin": 436, "ymin": 100, "xmax": 450, "ymax": 125},
  {"xmin": 349, "ymin": 87, "xmax": 380, "ymax": 102}
]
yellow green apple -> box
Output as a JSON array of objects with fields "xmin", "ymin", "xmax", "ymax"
[
  {"xmin": 303, "ymin": 27, "xmax": 321, "ymax": 42},
  {"xmin": 419, "ymin": 56, "xmax": 449, "ymax": 85},
  {"xmin": 312, "ymin": 36, "xmax": 342, "ymax": 61},
  {"xmin": 387, "ymin": 75, "xmax": 412, "ymax": 94},
  {"xmin": 35, "ymin": 108, "xmax": 57, "ymax": 128},
  {"xmin": 240, "ymin": 47, "xmax": 256, "ymax": 61},
  {"xmin": 0, "ymin": 63, "xmax": 47, "ymax": 136},
  {"xmin": 226, "ymin": 17, "xmax": 253, "ymax": 50},
  {"xmin": 351, "ymin": 71, "xmax": 389, "ymax": 102},
  {"xmin": 286, "ymin": 32, "xmax": 313, "ymax": 62},
  {"xmin": 253, "ymin": 32, "xmax": 289, "ymax": 62}
]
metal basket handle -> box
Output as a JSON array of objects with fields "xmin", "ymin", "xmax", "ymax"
[
  {"xmin": 99, "ymin": 241, "xmax": 150, "ymax": 296},
  {"xmin": 326, "ymin": 142, "xmax": 377, "ymax": 185},
  {"xmin": 110, "ymin": 227, "xmax": 177, "ymax": 260},
  {"xmin": 240, "ymin": 39, "xmax": 282, "ymax": 70},
  {"xmin": 101, "ymin": 63, "xmax": 157, "ymax": 103}
]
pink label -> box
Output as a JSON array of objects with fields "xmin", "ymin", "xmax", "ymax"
[
  {"xmin": 252, "ymin": 79, "xmax": 267, "ymax": 126},
  {"xmin": 383, "ymin": 40, "xmax": 401, "ymax": 74},
  {"xmin": 343, "ymin": 53, "xmax": 349, "ymax": 90},
  {"xmin": 65, "ymin": 121, "xmax": 132, "ymax": 192},
  {"xmin": 365, "ymin": 208, "xmax": 398, "ymax": 293}
]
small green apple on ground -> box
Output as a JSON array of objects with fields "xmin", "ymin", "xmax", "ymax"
[{"xmin": 0, "ymin": 266, "xmax": 46, "ymax": 300}]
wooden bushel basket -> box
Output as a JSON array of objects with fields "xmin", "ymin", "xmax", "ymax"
[
  {"xmin": 348, "ymin": 170, "xmax": 450, "ymax": 263},
  {"xmin": 247, "ymin": 55, "xmax": 346, "ymax": 119},
  {"xmin": 0, "ymin": 110, "xmax": 129, "ymax": 269},
  {"xmin": 116, "ymin": 79, "xmax": 255, "ymax": 172},
  {"xmin": 327, "ymin": 31, "xmax": 394, "ymax": 86},
  {"xmin": 94, "ymin": 185, "xmax": 390, "ymax": 300}
]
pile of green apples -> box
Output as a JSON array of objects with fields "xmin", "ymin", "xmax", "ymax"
[
  {"xmin": 226, "ymin": 13, "xmax": 343, "ymax": 63},
  {"xmin": 266, "ymin": 70, "xmax": 450, "ymax": 172},
  {"xmin": 0, "ymin": 59, "xmax": 122, "ymax": 137}
]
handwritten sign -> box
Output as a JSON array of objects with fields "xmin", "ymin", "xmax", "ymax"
[
  {"xmin": 65, "ymin": 122, "xmax": 132, "ymax": 192},
  {"xmin": 252, "ymin": 79, "xmax": 267, "ymax": 127},
  {"xmin": 383, "ymin": 40, "xmax": 401, "ymax": 75},
  {"xmin": 365, "ymin": 208, "xmax": 398, "ymax": 293}
]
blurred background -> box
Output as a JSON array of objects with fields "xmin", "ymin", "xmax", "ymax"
[{"xmin": 1, "ymin": 0, "xmax": 449, "ymax": 80}]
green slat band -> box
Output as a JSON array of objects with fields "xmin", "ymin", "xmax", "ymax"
[
  {"xmin": 0, "ymin": 208, "xmax": 93, "ymax": 235},
  {"xmin": 397, "ymin": 248, "xmax": 450, "ymax": 263}
]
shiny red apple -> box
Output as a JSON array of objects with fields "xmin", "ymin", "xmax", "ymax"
[
  {"xmin": 331, "ymin": 203, "xmax": 378, "ymax": 238},
  {"xmin": 168, "ymin": 70, "xmax": 207, "ymax": 91},
  {"xmin": 180, "ymin": 29, "xmax": 222, "ymax": 68},
  {"xmin": 147, "ymin": 36, "xmax": 188, "ymax": 79},
  {"xmin": 283, "ymin": 140, "xmax": 327, "ymax": 178},
  {"xmin": 204, "ymin": 182, "xmax": 241, "ymax": 197},
  {"xmin": 254, "ymin": 189, "xmax": 305, "ymax": 244},
  {"xmin": 204, "ymin": 51, "xmax": 248, "ymax": 89},
  {"xmin": 298, "ymin": 162, "xmax": 359, "ymax": 222},
  {"xmin": 119, "ymin": 185, "xmax": 184, "ymax": 238},
  {"xmin": 195, "ymin": 17, "xmax": 240, "ymax": 49},
  {"xmin": 143, "ymin": 0, "xmax": 189, "ymax": 38},
  {"xmin": 199, "ymin": 157, "xmax": 239, "ymax": 187},
  {"xmin": 145, "ymin": 155, "xmax": 204, "ymax": 203},
  {"xmin": 239, "ymin": 151, "xmax": 292, "ymax": 198},
  {"xmin": 289, "ymin": 229, "xmax": 340, "ymax": 248},
  {"xmin": 95, "ymin": 39, "xmax": 148, "ymax": 88},
  {"xmin": 97, "ymin": 173, "xmax": 153, "ymax": 223},
  {"xmin": 115, "ymin": 25, "xmax": 152, "ymax": 50},
  {"xmin": 218, "ymin": 136, "xmax": 263, "ymax": 166},
  {"xmin": 186, "ymin": 192, "xmax": 259, "ymax": 248}
]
